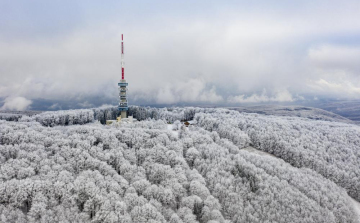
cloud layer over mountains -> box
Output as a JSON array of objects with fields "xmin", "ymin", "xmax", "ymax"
[{"xmin": 1, "ymin": 0, "xmax": 360, "ymax": 110}]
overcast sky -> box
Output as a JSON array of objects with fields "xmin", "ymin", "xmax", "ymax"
[{"xmin": 1, "ymin": 0, "xmax": 360, "ymax": 110}]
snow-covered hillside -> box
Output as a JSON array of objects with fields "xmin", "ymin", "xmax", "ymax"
[
  {"xmin": 0, "ymin": 106, "xmax": 359, "ymax": 223},
  {"xmin": 229, "ymin": 105, "xmax": 354, "ymax": 124}
]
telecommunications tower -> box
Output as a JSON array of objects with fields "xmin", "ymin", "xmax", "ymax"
[{"xmin": 118, "ymin": 34, "xmax": 128, "ymax": 118}]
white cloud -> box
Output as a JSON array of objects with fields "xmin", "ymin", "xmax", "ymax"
[
  {"xmin": 308, "ymin": 79, "xmax": 360, "ymax": 97},
  {"xmin": 1, "ymin": 1, "xmax": 360, "ymax": 108},
  {"xmin": 199, "ymin": 86, "xmax": 223, "ymax": 103},
  {"xmin": 155, "ymin": 78, "xmax": 223, "ymax": 104},
  {"xmin": 302, "ymin": 45, "xmax": 360, "ymax": 99},
  {"xmin": 156, "ymin": 85, "xmax": 177, "ymax": 104},
  {"xmin": 1, "ymin": 96, "xmax": 32, "ymax": 111},
  {"xmin": 228, "ymin": 89, "xmax": 294, "ymax": 103},
  {"xmin": 308, "ymin": 45, "xmax": 360, "ymax": 73}
]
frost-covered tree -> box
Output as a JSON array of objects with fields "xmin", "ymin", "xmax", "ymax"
[{"xmin": 0, "ymin": 106, "xmax": 359, "ymax": 222}]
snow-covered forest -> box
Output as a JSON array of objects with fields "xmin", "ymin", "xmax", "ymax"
[{"xmin": 0, "ymin": 106, "xmax": 359, "ymax": 222}]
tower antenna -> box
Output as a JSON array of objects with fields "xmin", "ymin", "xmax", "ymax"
[
  {"xmin": 121, "ymin": 34, "xmax": 124, "ymax": 80},
  {"xmin": 118, "ymin": 34, "xmax": 128, "ymax": 119}
]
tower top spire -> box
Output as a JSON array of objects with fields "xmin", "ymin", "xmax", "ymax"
[{"xmin": 121, "ymin": 34, "xmax": 125, "ymax": 80}]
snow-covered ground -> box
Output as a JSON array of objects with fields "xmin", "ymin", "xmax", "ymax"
[
  {"xmin": 167, "ymin": 124, "xmax": 179, "ymax": 137},
  {"xmin": 242, "ymin": 146, "xmax": 277, "ymax": 158},
  {"xmin": 349, "ymin": 196, "xmax": 360, "ymax": 222}
]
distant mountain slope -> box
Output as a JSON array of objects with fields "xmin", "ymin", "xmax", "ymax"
[
  {"xmin": 314, "ymin": 100, "xmax": 360, "ymax": 124},
  {"xmin": 228, "ymin": 105, "xmax": 354, "ymax": 124}
]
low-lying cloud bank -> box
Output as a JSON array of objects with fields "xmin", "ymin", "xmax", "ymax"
[
  {"xmin": 1, "ymin": 96, "xmax": 32, "ymax": 111},
  {"xmin": 228, "ymin": 89, "xmax": 296, "ymax": 103},
  {"xmin": 0, "ymin": 1, "xmax": 360, "ymax": 109}
]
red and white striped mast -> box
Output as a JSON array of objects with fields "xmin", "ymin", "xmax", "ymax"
[{"xmin": 121, "ymin": 34, "xmax": 125, "ymax": 80}]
